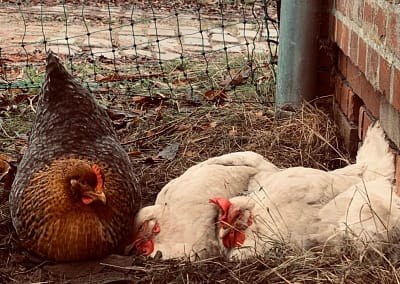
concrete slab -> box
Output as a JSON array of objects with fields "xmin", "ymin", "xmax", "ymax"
[
  {"xmin": 209, "ymin": 28, "xmax": 239, "ymax": 43},
  {"xmin": 147, "ymin": 25, "xmax": 176, "ymax": 37},
  {"xmin": 380, "ymin": 97, "xmax": 400, "ymax": 148},
  {"xmin": 91, "ymin": 47, "xmax": 120, "ymax": 59}
]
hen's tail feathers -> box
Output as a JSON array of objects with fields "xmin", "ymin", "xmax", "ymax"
[
  {"xmin": 355, "ymin": 122, "xmax": 394, "ymax": 181},
  {"xmin": 45, "ymin": 50, "xmax": 70, "ymax": 80}
]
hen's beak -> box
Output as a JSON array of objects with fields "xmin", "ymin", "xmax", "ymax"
[
  {"xmin": 83, "ymin": 191, "xmax": 107, "ymax": 205},
  {"xmin": 93, "ymin": 191, "xmax": 107, "ymax": 204},
  {"xmin": 95, "ymin": 191, "xmax": 107, "ymax": 204}
]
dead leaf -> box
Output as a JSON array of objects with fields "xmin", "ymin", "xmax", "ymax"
[
  {"xmin": 132, "ymin": 95, "xmax": 166, "ymax": 107},
  {"xmin": 0, "ymin": 153, "xmax": 18, "ymax": 191},
  {"xmin": 95, "ymin": 74, "xmax": 105, "ymax": 81},
  {"xmin": 0, "ymin": 160, "xmax": 10, "ymax": 181},
  {"xmin": 128, "ymin": 151, "xmax": 142, "ymax": 157},
  {"xmin": 172, "ymin": 77, "xmax": 192, "ymax": 87},
  {"xmin": 204, "ymin": 89, "xmax": 228, "ymax": 104},
  {"xmin": 145, "ymin": 130, "xmax": 155, "ymax": 137},
  {"xmin": 157, "ymin": 142, "xmax": 180, "ymax": 161},
  {"xmin": 221, "ymin": 66, "xmax": 251, "ymax": 87},
  {"xmin": 185, "ymin": 150, "xmax": 194, "ymax": 157},
  {"xmin": 106, "ymin": 108, "xmax": 143, "ymax": 121},
  {"xmin": 154, "ymin": 104, "xmax": 165, "ymax": 121},
  {"xmin": 0, "ymin": 153, "xmax": 12, "ymax": 163},
  {"xmin": 2, "ymin": 53, "xmax": 45, "ymax": 63},
  {"xmin": 199, "ymin": 121, "xmax": 218, "ymax": 130},
  {"xmin": 97, "ymin": 72, "xmax": 164, "ymax": 83},
  {"xmin": 178, "ymin": 124, "xmax": 191, "ymax": 131},
  {"xmin": 0, "ymin": 153, "xmax": 15, "ymax": 181}
]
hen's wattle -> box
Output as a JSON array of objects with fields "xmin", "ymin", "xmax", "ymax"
[{"xmin": 9, "ymin": 51, "xmax": 141, "ymax": 261}]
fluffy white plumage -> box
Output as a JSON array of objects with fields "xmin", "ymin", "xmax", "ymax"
[
  {"xmin": 314, "ymin": 178, "xmax": 400, "ymax": 251},
  {"xmin": 127, "ymin": 151, "xmax": 278, "ymax": 259},
  {"xmin": 211, "ymin": 122, "xmax": 396, "ymax": 260}
]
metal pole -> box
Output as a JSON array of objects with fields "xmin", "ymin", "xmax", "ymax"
[{"xmin": 276, "ymin": 0, "xmax": 321, "ymax": 110}]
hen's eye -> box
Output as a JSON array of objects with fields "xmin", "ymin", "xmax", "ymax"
[{"xmin": 233, "ymin": 211, "xmax": 242, "ymax": 219}]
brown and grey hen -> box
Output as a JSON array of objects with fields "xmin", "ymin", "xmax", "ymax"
[{"xmin": 9, "ymin": 51, "xmax": 141, "ymax": 261}]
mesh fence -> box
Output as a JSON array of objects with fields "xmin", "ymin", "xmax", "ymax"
[{"xmin": 0, "ymin": 0, "xmax": 279, "ymax": 106}]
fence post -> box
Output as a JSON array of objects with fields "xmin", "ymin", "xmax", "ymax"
[{"xmin": 275, "ymin": 0, "xmax": 321, "ymax": 111}]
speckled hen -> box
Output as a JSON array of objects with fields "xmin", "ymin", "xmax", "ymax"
[{"xmin": 9, "ymin": 51, "xmax": 141, "ymax": 261}]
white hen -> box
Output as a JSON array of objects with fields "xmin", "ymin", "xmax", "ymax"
[
  {"xmin": 210, "ymin": 122, "xmax": 395, "ymax": 260},
  {"xmin": 127, "ymin": 151, "xmax": 278, "ymax": 259},
  {"xmin": 313, "ymin": 178, "xmax": 400, "ymax": 252}
]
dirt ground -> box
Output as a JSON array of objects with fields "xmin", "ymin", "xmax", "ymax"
[
  {"xmin": 1, "ymin": 1, "xmax": 400, "ymax": 283},
  {"xmin": 2, "ymin": 98, "xmax": 400, "ymax": 283}
]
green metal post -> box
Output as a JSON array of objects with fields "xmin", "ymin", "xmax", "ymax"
[{"xmin": 276, "ymin": 0, "xmax": 321, "ymax": 110}]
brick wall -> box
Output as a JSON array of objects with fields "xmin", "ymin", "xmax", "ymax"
[{"xmin": 324, "ymin": 0, "xmax": 400, "ymax": 191}]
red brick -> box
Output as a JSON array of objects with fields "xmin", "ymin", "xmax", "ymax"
[
  {"xmin": 359, "ymin": 74, "xmax": 381, "ymax": 118},
  {"xmin": 334, "ymin": 76, "xmax": 343, "ymax": 103},
  {"xmin": 329, "ymin": 15, "xmax": 336, "ymax": 42},
  {"xmin": 393, "ymin": 68, "xmax": 400, "ymax": 111},
  {"xmin": 379, "ymin": 57, "xmax": 391, "ymax": 100},
  {"xmin": 337, "ymin": 80, "xmax": 362, "ymax": 123},
  {"xmin": 347, "ymin": 59, "xmax": 361, "ymax": 95},
  {"xmin": 388, "ymin": 11, "xmax": 400, "ymax": 57},
  {"xmin": 340, "ymin": 82, "xmax": 351, "ymax": 113},
  {"xmin": 347, "ymin": 90, "xmax": 362, "ymax": 122},
  {"xmin": 335, "ymin": 18, "xmax": 342, "ymax": 44},
  {"xmin": 375, "ymin": 7, "xmax": 387, "ymax": 41},
  {"xmin": 349, "ymin": 30, "xmax": 358, "ymax": 63},
  {"xmin": 358, "ymin": 38, "xmax": 367, "ymax": 74},
  {"xmin": 363, "ymin": 1, "xmax": 373, "ymax": 24},
  {"xmin": 366, "ymin": 46, "xmax": 379, "ymax": 85},
  {"xmin": 338, "ymin": 51, "xmax": 347, "ymax": 77},
  {"xmin": 333, "ymin": 101, "xmax": 359, "ymax": 156},
  {"xmin": 358, "ymin": 105, "xmax": 374, "ymax": 140},
  {"xmin": 341, "ymin": 24, "xmax": 349, "ymax": 55}
]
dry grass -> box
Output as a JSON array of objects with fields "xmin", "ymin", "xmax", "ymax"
[
  {"xmin": 1, "ymin": 66, "xmax": 399, "ymax": 283},
  {"xmin": 123, "ymin": 100, "xmax": 352, "ymax": 206},
  {"xmin": 1, "ymin": 1, "xmax": 399, "ymax": 281},
  {"xmin": 3, "ymin": 1, "xmax": 397, "ymax": 281}
]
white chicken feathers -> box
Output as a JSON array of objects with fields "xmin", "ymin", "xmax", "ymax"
[
  {"xmin": 212, "ymin": 122, "xmax": 396, "ymax": 260},
  {"xmin": 314, "ymin": 178, "xmax": 400, "ymax": 250},
  {"xmin": 130, "ymin": 151, "xmax": 278, "ymax": 259}
]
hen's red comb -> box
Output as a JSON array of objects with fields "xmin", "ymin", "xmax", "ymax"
[
  {"xmin": 91, "ymin": 164, "xmax": 103, "ymax": 192},
  {"xmin": 209, "ymin": 197, "xmax": 231, "ymax": 224}
]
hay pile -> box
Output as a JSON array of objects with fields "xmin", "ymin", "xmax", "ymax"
[
  {"xmin": 1, "ymin": 100, "xmax": 400, "ymax": 283},
  {"xmin": 124, "ymin": 101, "xmax": 351, "ymax": 205}
]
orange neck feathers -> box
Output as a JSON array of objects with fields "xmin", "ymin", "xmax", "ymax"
[{"xmin": 91, "ymin": 164, "xmax": 103, "ymax": 192}]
